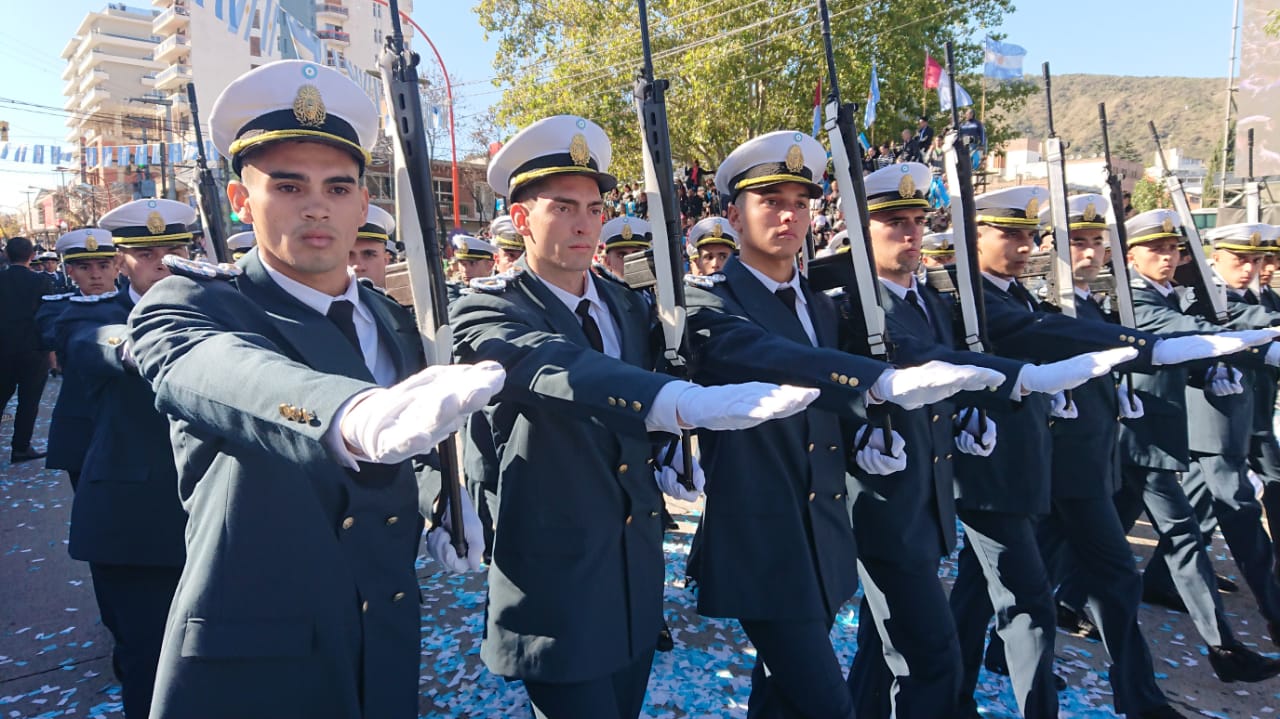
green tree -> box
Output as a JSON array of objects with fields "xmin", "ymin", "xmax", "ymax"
[
  {"xmin": 473, "ymin": 0, "xmax": 1029, "ymax": 184},
  {"xmin": 1265, "ymin": 10, "xmax": 1279, "ymax": 37},
  {"xmin": 1130, "ymin": 176, "xmax": 1169, "ymax": 213}
]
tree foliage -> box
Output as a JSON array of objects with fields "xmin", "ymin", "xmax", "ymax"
[
  {"xmin": 1130, "ymin": 176, "xmax": 1170, "ymax": 213},
  {"xmin": 473, "ymin": 0, "xmax": 1030, "ymax": 184}
]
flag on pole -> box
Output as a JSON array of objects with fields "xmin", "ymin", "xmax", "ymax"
[
  {"xmin": 924, "ymin": 55, "xmax": 943, "ymax": 89},
  {"xmin": 937, "ymin": 66, "xmax": 973, "ymax": 111},
  {"xmin": 281, "ymin": 10, "xmax": 321, "ymax": 62},
  {"xmin": 864, "ymin": 63, "xmax": 880, "ymax": 128},
  {"xmin": 811, "ymin": 79, "xmax": 823, "ymax": 137},
  {"xmin": 983, "ymin": 37, "xmax": 1027, "ymax": 81}
]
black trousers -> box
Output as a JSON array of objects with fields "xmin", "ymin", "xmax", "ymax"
[
  {"xmin": 1250, "ymin": 434, "xmax": 1280, "ymax": 555},
  {"xmin": 0, "ymin": 350, "xmax": 49, "ymax": 450},
  {"xmin": 88, "ymin": 563, "xmax": 182, "ymax": 719},
  {"xmin": 738, "ymin": 617, "xmax": 855, "ymax": 719},
  {"xmin": 951, "ymin": 509, "xmax": 1058, "ymax": 719},
  {"xmin": 524, "ymin": 649, "xmax": 655, "ymax": 719}
]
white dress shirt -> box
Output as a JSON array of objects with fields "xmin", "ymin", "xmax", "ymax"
[
  {"xmin": 740, "ymin": 261, "xmax": 818, "ymax": 346},
  {"xmin": 260, "ymin": 255, "xmax": 397, "ymax": 387},
  {"xmin": 880, "ymin": 276, "xmax": 933, "ymax": 328}
]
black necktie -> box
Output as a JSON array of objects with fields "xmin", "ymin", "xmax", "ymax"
[
  {"xmin": 576, "ymin": 299, "xmax": 604, "ymax": 353},
  {"xmin": 1008, "ymin": 282, "xmax": 1036, "ymax": 310},
  {"xmin": 1244, "ymin": 289, "xmax": 1260, "ymax": 305},
  {"xmin": 775, "ymin": 286, "xmax": 798, "ymax": 311},
  {"xmin": 905, "ymin": 289, "xmax": 929, "ymax": 323},
  {"xmin": 327, "ymin": 300, "xmax": 362, "ymax": 354}
]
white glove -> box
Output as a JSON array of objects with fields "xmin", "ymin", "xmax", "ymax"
[
  {"xmin": 1206, "ymin": 364, "xmax": 1245, "ymax": 397},
  {"xmin": 1117, "ymin": 376, "xmax": 1145, "ymax": 419},
  {"xmin": 654, "ymin": 443, "xmax": 705, "ymax": 501},
  {"xmin": 1016, "ymin": 347, "xmax": 1140, "ymax": 396},
  {"xmin": 954, "ymin": 408, "xmax": 997, "ymax": 457},
  {"xmin": 868, "ymin": 361, "xmax": 1006, "ymax": 410},
  {"xmin": 340, "ymin": 361, "xmax": 506, "ymax": 464},
  {"xmin": 1151, "ymin": 332, "xmax": 1272, "ymax": 366},
  {"xmin": 1049, "ymin": 391, "xmax": 1078, "ymax": 419},
  {"xmin": 676, "ymin": 383, "xmax": 819, "ymax": 431},
  {"xmin": 853, "ymin": 426, "xmax": 907, "ymax": 475},
  {"xmin": 425, "ymin": 489, "xmax": 486, "ymax": 573}
]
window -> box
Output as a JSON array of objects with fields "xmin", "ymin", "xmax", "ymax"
[
  {"xmin": 433, "ymin": 178, "xmax": 453, "ymax": 209},
  {"xmin": 250, "ymin": 36, "xmax": 261, "ymax": 57},
  {"xmin": 373, "ymin": 3, "xmax": 381, "ymax": 17}
]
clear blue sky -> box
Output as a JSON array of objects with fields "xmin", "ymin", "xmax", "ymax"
[{"xmin": 0, "ymin": 0, "xmax": 1237, "ymax": 211}]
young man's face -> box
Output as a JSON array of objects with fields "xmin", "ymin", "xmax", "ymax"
[
  {"xmin": 868, "ymin": 207, "xmax": 926, "ymax": 279},
  {"xmin": 976, "ymin": 224, "xmax": 1035, "ymax": 279},
  {"xmin": 1260, "ymin": 253, "xmax": 1279, "ymax": 285},
  {"xmin": 1068, "ymin": 229, "xmax": 1108, "ymax": 283},
  {"xmin": 1213, "ymin": 248, "xmax": 1260, "ymax": 290},
  {"xmin": 229, "ymin": 141, "xmax": 368, "ymax": 286},
  {"xmin": 65, "ymin": 256, "xmax": 118, "ymax": 296},
  {"xmin": 694, "ymin": 245, "xmax": 734, "ymax": 276},
  {"xmin": 41, "ymin": 259, "xmax": 59, "ymax": 273},
  {"xmin": 119, "ymin": 244, "xmax": 190, "ymax": 294},
  {"xmin": 454, "ymin": 257, "xmax": 495, "ymax": 282},
  {"xmin": 729, "ymin": 183, "xmax": 811, "ymax": 263},
  {"xmin": 1128, "ymin": 238, "xmax": 1181, "ymax": 285},
  {"xmin": 348, "ymin": 238, "xmax": 391, "ymax": 287},
  {"xmin": 510, "ymin": 174, "xmax": 605, "ymax": 277},
  {"xmin": 602, "ymin": 246, "xmax": 630, "ymax": 278}
]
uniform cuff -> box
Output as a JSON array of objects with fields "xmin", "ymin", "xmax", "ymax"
[
  {"xmin": 646, "ymin": 380, "xmax": 696, "ymax": 433},
  {"xmin": 325, "ymin": 389, "xmax": 379, "ymax": 470}
]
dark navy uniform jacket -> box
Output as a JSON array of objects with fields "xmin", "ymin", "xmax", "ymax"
[
  {"xmin": 450, "ymin": 259, "xmax": 673, "ymax": 684},
  {"xmin": 683, "ymin": 258, "xmax": 885, "ymax": 622},
  {"xmin": 129, "ymin": 252, "xmax": 426, "ymax": 719}
]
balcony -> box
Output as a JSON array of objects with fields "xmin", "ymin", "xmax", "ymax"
[
  {"xmin": 316, "ymin": 3, "xmax": 349, "ymax": 20},
  {"xmin": 85, "ymin": 28, "xmax": 160, "ymax": 52},
  {"xmin": 153, "ymin": 63, "xmax": 191, "ymax": 90},
  {"xmin": 316, "ymin": 29, "xmax": 350, "ymax": 44},
  {"xmin": 153, "ymin": 5, "xmax": 189, "ymax": 34},
  {"xmin": 153, "ymin": 33, "xmax": 188, "ymax": 62},
  {"xmin": 80, "ymin": 86, "xmax": 112, "ymax": 112},
  {"xmin": 76, "ymin": 68, "xmax": 110, "ymax": 95}
]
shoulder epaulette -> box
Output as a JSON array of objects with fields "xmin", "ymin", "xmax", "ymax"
[
  {"xmin": 162, "ymin": 255, "xmax": 242, "ymax": 281},
  {"xmin": 683, "ymin": 273, "xmax": 726, "ymax": 290},
  {"xmin": 41, "ymin": 292, "xmax": 75, "ymax": 302},
  {"xmin": 70, "ymin": 289, "xmax": 120, "ymax": 304},
  {"xmin": 465, "ymin": 267, "xmax": 523, "ymax": 295}
]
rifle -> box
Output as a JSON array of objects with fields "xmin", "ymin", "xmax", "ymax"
[
  {"xmin": 814, "ymin": 0, "xmax": 894, "ymax": 450},
  {"xmin": 1099, "ymin": 102, "xmax": 1140, "ymax": 403},
  {"xmin": 938, "ymin": 42, "xmax": 991, "ymax": 438},
  {"xmin": 379, "ymin": 0, "xmax": 466, "ymax": 556},
  {"xmin": 1246, "ymin": 128, "xmax": 1261, "ymax": 224},
  {"xmin": 187, "ymin": 83, "xmax": 228, "ymax": 264},
  {"xmin": 633, "ymin": 0, "xmax": 695, "ymax": 491},
  {"xmin": 1098, "ymin": 103, "xmax": 1138, "ymax": 329},
  {"xmin": 1040, "ymin": 63, "xmax": 1076, "ymax": 318},
  {"xmin": 1150, "ymin": 121, "xmax": 1229, "ymax": 324}
]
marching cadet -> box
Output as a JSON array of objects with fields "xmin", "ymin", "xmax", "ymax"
[
  {"xmin": 683, "ymin": 136, "xmax": 1009, "ymax": 719},
  {"xmin": 40, "ymin": 228, "xmax": 119, "ymax": 489},
  {"xmin": 947, "ymin": 188, "xmax": 1271, "ymax": 718},
  {"xmin": 984, "ymin": 193, "xmax": 1192, "ymax": 719},
  {"xmin": 37, "ymin": 250, "xmax": 71, "ymax": 292},
  {"xmin": 127, "ymin": 60, "xmax": 503, "ymax": 718},
  {"xmin": 58, "ymin": 199, "xmax": 195, "ymax": 718},
  {"xmin": 1139, "ymin": 222, "xmax": 1280, "ymax": 636},
  {"xmin": 919, "ymin": 230, "xmax": 955, "ymax": 268},
  {"xmin": 598, "ymin": 215, "xmax": 651, "ymax": 280},
  {"xmin": 447, "ymin": 234, "xmax": 498, "ymax": 302},
  {"xmin": 490, "ymin": 214, "xmax": 525, "ymax": 272},
  {"xmin": 348, "ymin": 205, "xmax": 395, "ymax": 290},
  {"xmin": 226, "ymin": 231, "xmax": 256, "ymax": 262},
  {"xmin": 839, "ymin": 166, "xmax": 1145, "ymax": 719},
  {"xmin": 450, "ymin": 115, "xmax": 823, "ymax": 719},
  {"xmin": 686, "ymin": 215, "xmax": 737, "ymax": 276},
  {"xmin": 1058, "ymin": 209, "xmax": 1280, "ymax": 684}
]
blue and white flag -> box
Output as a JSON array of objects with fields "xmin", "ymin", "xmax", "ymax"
[
  {"xmin": 983, "ymin": 37, "xmax": 1026, "ymax": 81},
  {"xmin": 864, "ymin": 63, "xmax": 880, "ymax": 129},
  {"xmin": 281, "ymin": 10, "xmax": 321, "ymax": 62},
  {"xmin": 937, "ymin": 66, "xmax": 973, "ymax": 111}
]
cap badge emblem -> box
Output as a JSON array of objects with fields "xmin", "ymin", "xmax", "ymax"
[
  {"xmin": 898, "ymin": 174, "xmax": 916, "ymax": 198},
  {"xmin": 1161, "ymin": 217, "xmax": 1174, "ymax": 233},
  {"xmin": 1251, "ymin": 231, "xmax": 1262, "ymax": 247},
  {"xmin": 146, "ymin": 211, "xmax": 166, "ymax": 235},
  {"xmin": 1083, "ymin": 202, "xmax": 1097, "ymax": 222},
  {"xmin": 710, "ymin": 222, "xmax": 723, "ymax": 238},
  {"xmin": 293, "ymin": 84, "xmax": 327, "ymax": 128},
  {"xmin": 785, "ymin": 144, "xmax": 805, "ymax": 173},
  {"xmin": 1024, "ymin": 197, "xmax": 1039, "ymax": 219},
  {"xmin": 620, "ymin": 223, "xmax": 634, "ymax": 241},
  {"xmin": 569, "ymin": 133, "xmax": 590, "ymax": 167},
  {"xmin": 85, "ymin": 233, "xmax": 98, "ymax": 251}
]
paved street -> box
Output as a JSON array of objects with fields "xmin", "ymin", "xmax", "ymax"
[{"xmin": 3, "ymin": 378, "xmax": 1280, "ymax": 717}]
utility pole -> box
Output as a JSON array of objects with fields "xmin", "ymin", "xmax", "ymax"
[
  {"xmin": 22, "ymin": 189, "xmax": 36, "ymax": 235},
  {"xmin": 130, "ymin": 96, "xmax": 177, "ymax": 200}
]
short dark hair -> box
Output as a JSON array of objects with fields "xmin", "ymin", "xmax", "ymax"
[{"xmin": 5, "ymin": 236, "xmax": 34, "ymax": 263}]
